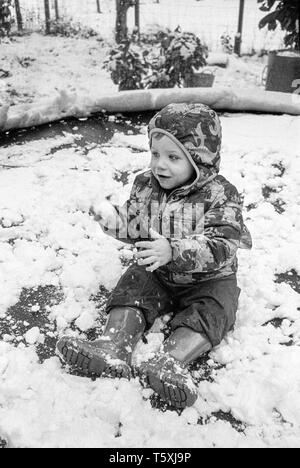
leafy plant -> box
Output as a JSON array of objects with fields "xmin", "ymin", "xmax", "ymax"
[
  {"xmin": 104, "ymin": 28, "xmax": 208, "ymax": 91},
  {"xmin": 0, "ymin": 436, "xmax": 8, "ymax": 448},
  {"xmin": 258, "ymin": 0, "xmax": 300, "ymax": 50},
  {"xmin": 159, "ymin": 27, "xmax": 208, "ymax": 87},
  {"xmin": 143, "ymin": 53, "xmax": 171, "ymax": 88},
  {"xmin": 103, "ymin": 39, "xmax": 149, "ymax": 90},
  {"xmin": 0, "ymin": 0, "xmax": 13, "ymax": 37},
  {"xmin": 220, "ymin": 33, "xmax": 234, "ymax": 54},
  {"xmin": 139, "ymin": 26, "xmax": 172, "ymax": 46},
  {"xmin": 48, "ymin": 18, "xmax": 98, "ymax": 39}
]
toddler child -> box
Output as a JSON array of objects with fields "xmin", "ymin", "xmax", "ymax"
[{"xmin": 57, "ymin": 103, "xmax": 252, "ymax": 409}]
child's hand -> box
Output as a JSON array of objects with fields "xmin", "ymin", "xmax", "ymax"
[
  {"xmin": 90, "ymin": 199, "xmax": 117, "ymax": 230},
  {"xmin": 135, "ymin": 228, "xmax": 172, "ymax": 272}
]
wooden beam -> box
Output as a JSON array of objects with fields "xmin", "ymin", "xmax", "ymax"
[
  {"xmin": 96, "ymin": 0, "xmax": 102, "ymax": 14},
  {"xmin": 234, "ymin": 0, "xmax": 245, "ymax": 56},
  {"xmin": 14, "ymin": 0, "xmax": 23, "ymax": 31},
  {"xmin": 44, "ymin": 0, "xmax": 51, "ymax": 34},
  {"xmin": 54, "ymin": 0, "xmax": 59, "ymax": 20},
  {"xmin": 135, "ymin": 0, "xmax": 140, "ymax": 39}
]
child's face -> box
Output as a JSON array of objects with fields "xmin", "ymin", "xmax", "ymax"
[{"xmin": 150, "ymin": 134, "xmax": 196, "ymax": 191}]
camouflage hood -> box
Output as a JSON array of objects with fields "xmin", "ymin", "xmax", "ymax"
[{"xmin": 148, "ymin": 103, "xmax": 222, "ymax": 194}]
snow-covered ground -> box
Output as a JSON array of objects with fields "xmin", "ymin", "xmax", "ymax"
[
  {"xmin": 0, "ymin": 111, "xmax": 300, "ymax": 448},
  {"xmin": 0, "ymin": 34, "xmax": 116, "ymax": 106}
]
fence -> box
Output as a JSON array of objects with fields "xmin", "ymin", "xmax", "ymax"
[
  {"xmin": 9, "ymin": 0, "xmax": 284, "ymax": 53},
  {"xmin": 10, "ymin": 0, "xmax": 116, "ymax": 35}
]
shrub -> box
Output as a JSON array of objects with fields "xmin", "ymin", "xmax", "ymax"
[
  {"xmin": 258, "ymin": 0, "xmax": 300, "ymax": 50},
  {"xmin": 144, "ymin": 53, "xmax": 171, "ymax": 88},
  {"xmin": 139, "ymin": 26, "xmax": 172, "ymax": 46},
  {"xmin": 104, "ymin": 27, "xmax": 208, "ymax": 90},
  {"xmin": 48, "ymin": 18, "xmax": 99, "ymax": 39},
  {"xmin": 159, "ymin": 27, "xmax": 208, "ymax": 87},
  {"xmin": 103, "ymin": 39, "xmax": 149, "ymax": 91},
  {"xmin": 220, "ymin": 33, "xmax": 234, "ymax": 54},
  {"xmin": 0, "ymin": 0, "xmax": 13, "ymax": 37}
]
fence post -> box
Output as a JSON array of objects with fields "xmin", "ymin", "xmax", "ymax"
[
  {"xmin": 14, "ymin": 0, "xmax": 23, "ymax": 31},
  {"xmin": 135, "ymin": 0, "xmax": 140, "ymax": 39},
  {"xmin": 298, "ymin": 3, "xmax": 300, "ymax": 52},
  {"xmin": 115, "ymin": 0, "xmax": 135, "ymax": 44},
  {"xmin": 54, "ymin": 0, "xmax": 59, "ymax": 20},
  {"xmin": 234, "ymin": 0, "xmax": 245, "ymax": 56},
  {"xmin": 44, "ymin": 0, "xmax": 51, "ymax": 34},
  {"xmin": 96, "ymin": 0, "xmax": 102, "ymax": 13}
]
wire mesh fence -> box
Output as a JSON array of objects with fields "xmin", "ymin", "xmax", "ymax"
[{"xmin": 9, "ymin": 0, "xmax": 284, "ymax": 53}]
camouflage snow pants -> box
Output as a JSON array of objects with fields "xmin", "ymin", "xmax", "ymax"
[{"xmin": 106, "ymin": 264, "xmax": 241, "ymax": 347}]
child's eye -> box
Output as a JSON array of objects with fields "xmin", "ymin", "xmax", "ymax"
[
  {"xmin": 151, "ymin": 152, "xmax": 159, "ymax": 158},
  {"xmin": 169, "ymin": 154, "xmax": 179, "ymax": 161}
]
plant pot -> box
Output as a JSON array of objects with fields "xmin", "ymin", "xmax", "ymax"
[
  {"xmin": 265, "ymin": 49, "xmax": 300, "ymax": 93},
  {"xmin": 184, "ymin": 71, "xmax": 215, "ymax": 88}
]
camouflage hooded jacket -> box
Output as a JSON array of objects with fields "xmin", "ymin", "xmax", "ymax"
[{"xmin": 102, "ymin": 103, "xmax": 252, "ymax": 285}]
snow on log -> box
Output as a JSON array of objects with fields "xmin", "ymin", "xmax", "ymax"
[
  {"xmin": 0, "ymin": 105, "xmax": 9, "ymax": 132},
  {"xmin": 1, "ymin": 87, "xmax": 300, "ymax": 132}
]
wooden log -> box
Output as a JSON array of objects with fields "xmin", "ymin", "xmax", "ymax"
[{"xmin": 1, "ymin": 87, "xmax": 300, "ymax": 132}]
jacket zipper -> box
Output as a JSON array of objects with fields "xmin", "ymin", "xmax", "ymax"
[
  {"xmin": 157, "ymin": 191, "xmax": 166, "ymax": 235},
  {"xmin": 157, "ymin": 190, "xmax": 177, "ymax": 235}
]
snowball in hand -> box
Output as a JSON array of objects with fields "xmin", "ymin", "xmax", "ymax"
[{"xmin": 91, "ymin": 200, "xmax": 118, "ymax": 229}]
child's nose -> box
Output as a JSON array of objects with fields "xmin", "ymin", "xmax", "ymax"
[{"xmin": 156, "ymin": 159, "xmax": 168, "ymax": 171}]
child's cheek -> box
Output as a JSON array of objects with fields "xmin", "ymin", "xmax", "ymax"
[{"xmin": 150, "ymin": 159, "xmax": 155, "ymax": 171}]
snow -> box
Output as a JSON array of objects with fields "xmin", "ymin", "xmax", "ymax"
[
  {"xmin": 0, "ymin": 111, "xmax": 300, "ymax": 448},
  {"xmin": 24, "ymin": 327, "xmax": 41, "ymax": 345},
  {"xmin": 0, "ymin": 34, "xmax": 116, "ymax": 107}
]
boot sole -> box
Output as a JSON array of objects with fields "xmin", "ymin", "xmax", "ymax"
[
  {"xmin": 57, "ymin": 341, "xmax": 130, "ymax": 380},
  {"xmin": 145, "ymin": 371, "xmax": 197, "ymax": 410}
]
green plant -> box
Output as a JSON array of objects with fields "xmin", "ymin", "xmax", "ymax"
[
  {"xmin": 258, "ymin": 0, "xmax": 300, "ymax": 50},
  {"xmin": 159, "ymin": 27, "xmax": 208, "ymax": 87},
  {"xmin": 48, "ymin": 18, "xmax": 98, "ymax": 39},
  {"xmin": 104, "ymin": 28, "xmax": 208, "ymax": 91},
  {"xmin": 103, "ymin": 39, "xmax": 149, "ymax": 91},
  {"xmin": 0, "ymin": 0, "xmax": 12, "ymax": 37},
  {"xmin": 144, "ymin": 27, "xmax": 208, "ymax": 88},
  {"xmin": 144, "ymin": 53, "xmax": 171, "ymax": 88},
  {"xmin": 0, "ymin": 436, "xmax": 8, "ymax": 448},
  {"xmin": 139, "ymin": 26, "xmax": 172, "ymax": 46},
  {"xmin": 221, "ymin": 33, "xmax": 234, "ymax": 54}
]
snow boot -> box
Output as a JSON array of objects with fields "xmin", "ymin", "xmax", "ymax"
[
  {"xmin": 139, "ymin": 327, "xmax": 212, "ymax": 409},
  {"xmin": 56, "ymin": 307, "xmax": 146, "ymax": 380}
]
